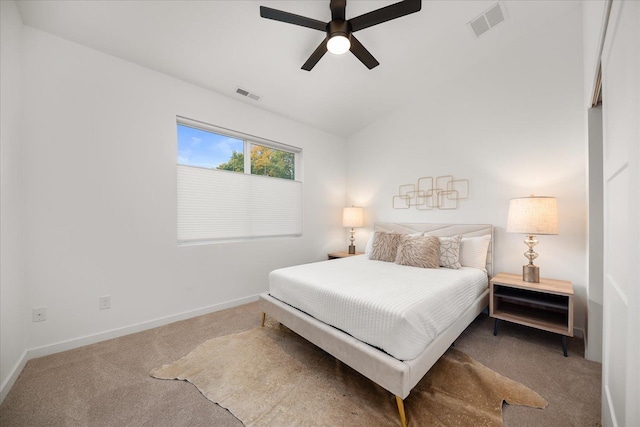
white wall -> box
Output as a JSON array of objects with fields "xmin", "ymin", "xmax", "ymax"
[
  {"xmin": 586, "ymin": 105, "xmax": 603, "ymax": 362},
  {"xmin": 582, "ymin": 0, "xmax": 608, "ymax": 363},
  {"xmin": 0, "ymin": 1, "xmax": 28, "ymax": 401},
  {"xmin": 346, "ymin": 9, "xmax": 588, "ymax": 331},
  {"xmin": 582, "ymin": 0, "xmax": 608, "ymax": 106},
  {"xmin": 20, "ymin": 27, "xmax": 346, "ymax": 353}
]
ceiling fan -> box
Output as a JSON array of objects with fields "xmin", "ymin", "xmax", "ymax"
[{"xmin": 260, "ymin": 0, "xmax": 422, "ymax": 71}]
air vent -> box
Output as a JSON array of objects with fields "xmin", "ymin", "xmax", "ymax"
[
  {"xmin": 235, "ymin": 87, "xmax": 261, "ymax": 101},
  {"xmin": 467, "ymin": 3, "xmax": 505, "ymax": 39}
]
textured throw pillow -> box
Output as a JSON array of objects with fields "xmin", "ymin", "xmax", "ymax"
[
  {"xmin": 459, "ymin": 235, "xmax": 492, "ymax": 271},
  {"xmin": 367, "ymin": 231, "xmax": 422, "ymax": 258},
  {"xmin": 369, "ymin": 232, "xmax": 402, "ymax": 262},
  {"xmin": 439, "ymin": 235, "xmax": 462, "ymax": 269},
  {"xmin": 395, "ymin": 235, "xmax": 440, "ymax": 269}
]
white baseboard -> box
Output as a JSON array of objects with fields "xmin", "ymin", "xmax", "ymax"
[
  {"xmin": 28, "ymin": 294, "xmax": 260, "ymax": 359},
  {"xmin": 0, "ymin": 349, "xmax": 28, "ymax": 404},
  {"xmin": 0, "ymin": 294, "xmax": 260, "ymax": 403},
  {"xmin": 572, "ymin": 327, "xmax": 588, "ymax": 359}
]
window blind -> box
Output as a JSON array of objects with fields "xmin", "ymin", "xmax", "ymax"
[{"xmin": 177, "ymin": 165, "xmax": 302, "ymax": 244}]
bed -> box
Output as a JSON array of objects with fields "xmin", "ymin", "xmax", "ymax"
[{"xmin": 259, "ymin": 223, "xmax": 493, "ymax": 426}]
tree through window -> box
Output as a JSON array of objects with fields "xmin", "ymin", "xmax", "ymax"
[
  {"xmin": 176, "ymin": 117, "xmax": 302, "ymax": 244},
  {"xmin": 216, "ymin": 145, "xmax": 294, "ymax": 180}
]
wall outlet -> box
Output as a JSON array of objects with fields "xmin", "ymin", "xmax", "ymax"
[
  {"xmin": 32, "ymin": 307, "xmax": 47, "ymax": 322},
  {"xmin": 99, "ymin": 295, "xmax": 111, "ymax": 310}
]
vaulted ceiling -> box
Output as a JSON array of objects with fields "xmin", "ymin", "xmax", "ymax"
[{"xmin": 16, "ymin": 1, "xmax": 580, "ymax": 137}]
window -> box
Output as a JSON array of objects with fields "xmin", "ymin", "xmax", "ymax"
[
  {"xmin": 177, "ymin": 124, "xmax": 244, "ymax": 170},
  {"xmin": 176, "ymin": 117, "xmax": 302, "ymax": 244}
]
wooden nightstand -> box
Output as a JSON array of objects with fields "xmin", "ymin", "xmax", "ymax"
[
  {"xmin": 327, "ymin": 251, "xmax": 364, "ymax": 260},
  {"xmin": 490, "ymin": 272, "xmax": 574, "ymax": 357}
]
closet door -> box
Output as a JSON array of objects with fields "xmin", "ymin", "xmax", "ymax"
[{"xmin": 600, "ymin": 1, "xmax": 639, "ymax": 426}]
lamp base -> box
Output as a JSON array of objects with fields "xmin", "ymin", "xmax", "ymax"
[
  {"xmin": 523, "ymin": 264, "xmax": 540, "ymax": 283},
  {"xmin": 348, "ymin": 244, "xmax": 356, "ymax": 254}
]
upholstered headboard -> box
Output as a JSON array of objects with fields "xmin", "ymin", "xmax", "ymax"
[{"xmin": 374, "ymin": 223, "xmax": 494, "ymax": 277}]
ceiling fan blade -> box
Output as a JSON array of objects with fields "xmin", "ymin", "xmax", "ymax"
[
  {"xmin": 330, "ymin": 0, "xmax": 346, "ymax": 21},
  {"xmin": 260, "ymin": 6, "xmax": 327, "ymax": 32},
  {"xmin": 302, "ymin": 38, "xmax": 329, "ymax": 71},
  {"xmin": 349, "ymin": 35, "xmax": 380, "ymax": 69},
  {"xmin": 349, "ymin": 0, "xmax": 421, "ymax": 32}
]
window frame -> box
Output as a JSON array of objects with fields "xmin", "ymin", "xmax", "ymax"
[
  {"xmin": 176, "ymin": 116, "xmax": 303, "ymax": 245},
  {"xmin": 177, "ymin": 116, "xmax": 301, "ymax": 181}
]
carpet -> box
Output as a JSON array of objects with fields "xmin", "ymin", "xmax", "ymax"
[{"xmin": 150, "ymin": 322, "xmax": 547, "ymax": 426}]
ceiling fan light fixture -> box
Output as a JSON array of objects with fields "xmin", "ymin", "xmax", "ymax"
[
  {"xmin": 327, "ymin": 34, "xmax": 351, "ymax": 55},
  {"xmin": 260, "ymin": 0, "xmax": 422, "ymax": 70}
]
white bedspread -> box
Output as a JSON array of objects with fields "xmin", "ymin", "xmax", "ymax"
[{"xmin": 269, "ymin": 255, "xmax": 488, "ymax": 360}]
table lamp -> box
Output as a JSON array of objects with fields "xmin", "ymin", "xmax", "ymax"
[
  {"xmin": 342, "ymin": 206, "xmax": 364, "ymax": 254},
  {"xmin": 506, "ymin": 195, "xmax": 558, "ymax": 283}
]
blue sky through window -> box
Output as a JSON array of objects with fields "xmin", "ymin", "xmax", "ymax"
[{"xmin": 177, "ymin": 124, "xmax": 243, "ymax": 169}]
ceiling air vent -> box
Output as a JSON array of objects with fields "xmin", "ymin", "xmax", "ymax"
[
  {"xmin": 467, "ymin": 3, "xmax": 505, "ymax": 39},
  {"xmin": 235, "ymin": 87, "xmax": 261, "ymax": 101}
]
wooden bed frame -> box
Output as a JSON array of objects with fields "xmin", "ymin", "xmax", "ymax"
[{"xmin": 260, "ymin": 223, "xmax": 493, "ymax": 427}]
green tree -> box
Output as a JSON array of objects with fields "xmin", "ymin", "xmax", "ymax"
[
  {"xmin": 251, "ymin": 145, "xmax": 294, "ymax": 180},
  {"xmin": 217, "ymin": 146, "xmax": 294, "ymax": 180},
  {"xmin": 216, "ymin": 150, "xmax": 244, "ymax": 173}
]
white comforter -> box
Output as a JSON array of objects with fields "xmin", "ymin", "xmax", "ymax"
[{"xmin": 269, "ymin": 255, "xmax": 488, "ymax": 360}]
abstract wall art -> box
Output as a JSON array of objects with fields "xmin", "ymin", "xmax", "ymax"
[{"xmin": 392, "ymin": 175, "xmax": 469, "ymax": 210}]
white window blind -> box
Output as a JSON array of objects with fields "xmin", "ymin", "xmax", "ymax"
[{"xmin": 177, "ymin": 165, "xmax": 302, "ymax": 244}]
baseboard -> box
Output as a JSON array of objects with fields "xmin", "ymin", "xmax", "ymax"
[
  {"xmin": 28, "ymin": 294, "xmax": 260, "ymax": 360},
  {"xmin": 573, "ymin": 327, "xmax": 584, "ymax": 339},
  {"xmin": 0, "ymin": 349, "xmax": 28, "ymax": 404},
  {"xmin": 1, "ymin": 294, "xmax": 260, "ymax": 403}
]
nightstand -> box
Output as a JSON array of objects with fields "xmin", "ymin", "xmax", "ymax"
[
  {"xmin": 490, "ymin": 272, "xmax": 574, "ymax": 357},
  {"xmin": 327, "ymin": 251, "xmax": 364, "ymax": 260}
]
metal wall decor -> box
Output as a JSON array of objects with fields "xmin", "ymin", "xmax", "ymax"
[{"xmin": 392, "ymin": 175, "xmax": 469, "ymax": 210}]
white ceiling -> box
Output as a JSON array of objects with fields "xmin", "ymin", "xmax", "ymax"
[{"xmin": 15, "ymin": 0, "xmax": 580, "ymax": 137}]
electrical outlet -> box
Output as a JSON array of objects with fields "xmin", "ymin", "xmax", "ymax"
[
  {"xmin": 32, "ymin": 307, "xmax": 47, "ymax": 322},
  {"xmin": 99, "ymin": 295, "xmax": 111, "ymax": 310}
]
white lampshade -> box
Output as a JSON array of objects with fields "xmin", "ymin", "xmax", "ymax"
[
  {"xmin": 342, "ymin": 207, "xmax": 364, "ymax": 228},
  {"xmin": 327, "ymin": 35, "xmax": 351, "ymax": 55},
  {"xmin": 507, "ymin": 196, "xmax": 558, "ymax": 235}
]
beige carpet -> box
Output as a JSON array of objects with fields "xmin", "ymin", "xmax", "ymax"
[{"xmin": 151, "ymin": 322, "xmax": 547, "ymax": 426}]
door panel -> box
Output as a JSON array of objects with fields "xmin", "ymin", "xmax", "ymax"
[{"xmin": 600, "ymin": 1, "xmax": 640, "ymax": 426}]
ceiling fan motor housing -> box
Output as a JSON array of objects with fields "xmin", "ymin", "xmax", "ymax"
[{"xmin": 327, "ymin": 20, "xmax": 351, "ymax": 40}]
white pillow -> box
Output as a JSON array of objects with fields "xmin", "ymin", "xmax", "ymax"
[
  {"xmin": 459, "ymin": 235, "xmax": 492, "ymax": 271},
  {"xmin": 365, "ymin": 231, "xmax": 375, "ymax": 256}
]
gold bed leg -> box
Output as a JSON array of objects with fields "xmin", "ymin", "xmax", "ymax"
[
  {"xmin": 395, "ymin": 396, "xmax": 407, "ymax": 427},
  {"xmin": 261, "ymin": 312, "xmax": 266, "ymax": 327}
]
